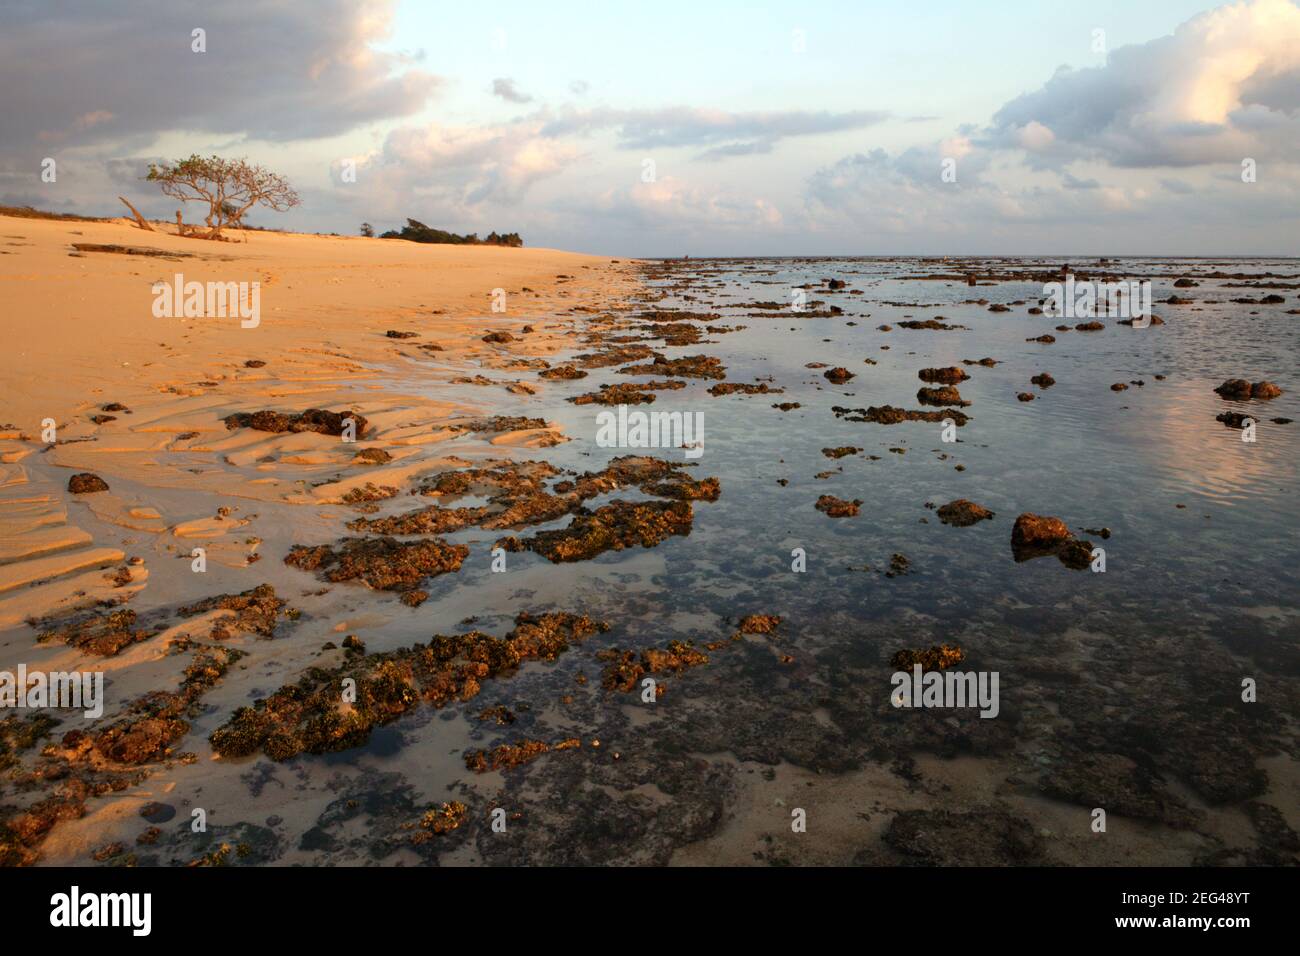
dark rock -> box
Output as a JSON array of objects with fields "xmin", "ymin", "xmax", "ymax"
[
  {"xmin": 67, "ymin": 473, "xmax": 109, "ymax": 494},
  {"xmin": 936, "ymin": 499, "xmax": 995, "ymax": 527}
]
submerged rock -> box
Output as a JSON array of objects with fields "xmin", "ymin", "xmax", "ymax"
[
  {"xmin": 1011, "ymin": 513, "xmax": 1070, "ymax": 550},
  {"xmin": 815, "ymin": 495, "xmax": 861, "ymax": 517},
  {"xmin": 464, "ymin": 740, "xmax": 553, "ymax": 773},
  {"xmin": 599, "ymin": 640, "xmax": 710, "ymax": 693},
  {"xmin": 177, "ymin": 584, "xmax": 288, "ymax": 640},
  {"xmin": 917, "ymin": 386, "xmax": 969, "ymax": 407},
  {"xmin": 461, "ymin": 415, "xmax": 549, "ymax": 433},
  {"xmin": 210, "ymin": 612, "xmax": 606, "ymax": 761},
  {"xmin": 708, "ymin": 382, "xmax": 783, "ymax": 396},
  {"xmin": 1216, "ymin": 411, "xmax": 1254, "ymax": 429},
  {"xmin": 898, "ymin": 318, "xmax": 964, "ymax": 330},
  {"xmin": 736, "ymin": 614, "xmax": 782, "ymax": 635},
  {"xmin": 918, "ymin": 367, "xmax": 969, "ymax": 384},
  {"xmin": 284, "ymin": 537, "xmax": 468, "ymax": 591},
  {"xmin": 570, "ymin": 381, "xmax": 684, "ymax": 405},
  {"xmin": 833, "ymin": 405, "xmax": 970, "ymax": 426},
  {"xmin": 936, "ymin": 499, "xmax": 995, "ymax": 527},
  {"xmin": 409, "ymin": 802, "xmax": 468, "ymax": 841},
  {"xmin": 881, "ymin": 809, "xmax": 1045, "ymax": 866},
  {"xmin": 496, "ymin": 499, "xmax": 694, "ymax": 562},
  {"xmin": 224, "ymin": 408, "xmax": 367, "ymax": 438},
  {"xmin": 73, "ymin": 645, "xmax": 245, "ymax": 766},
  {"xmin": 1214, "ymin": 379, "xmax": 1283, "ymax": 400},
  {"xmin": 36, "ymin": 607, "xmax": 160, "ymax": 656},
  {"xmin": 617, "ymin": 354, "xmax": 726, "ymax": 380},
  {"xmin": 889, "ymin": 645, "xmax": 965, "ymax": 671},
  {"xmin": 538, "ymin": 365, "xmax": 588, "ymax": 380},
  {"xmin": 1011, "ymin": 513, "xmax": 1094, "ymax": 569},
  {"xmin": 1038, "ymin": 752, "xmax": 1199, "ymax": 828}
]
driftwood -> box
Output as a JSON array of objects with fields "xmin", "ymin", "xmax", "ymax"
[{"xmin": 117, "ymin": 196, "xmax": 154, "ymax": 231}]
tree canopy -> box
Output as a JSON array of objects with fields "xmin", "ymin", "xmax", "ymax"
[
  {"xmin": 146, "ymin": 155, "xmax": 299, "ymax": 239},
  {"xmin": 380, "ymin": 218, "xmax": 522, "ymax": 247}
]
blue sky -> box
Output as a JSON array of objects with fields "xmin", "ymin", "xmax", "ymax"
[
  {"xmin": 2, "ymin": 0, "xmax": 1297, "ymax": 255},
  {"xmin": 383, "ymin": 0, "xmax": 1220, "ymax": 119}
]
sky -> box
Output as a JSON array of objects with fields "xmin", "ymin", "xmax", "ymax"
[{"xmin": 2, "ymin": 0, "xmax": 1298, "ymax": 256}]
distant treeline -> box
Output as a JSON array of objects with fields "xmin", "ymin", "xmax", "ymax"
[{"xmin": 376, "ymin": 218, "xmax": 523, "ymax": 247}]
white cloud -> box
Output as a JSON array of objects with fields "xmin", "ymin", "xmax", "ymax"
[
  {"xmin": 357, "ymin": 119, "xmax": 584, "ymax": 208},
  {"xmin": 988, "ymin": 0, "xmax": 1300, "ymax": 168}
]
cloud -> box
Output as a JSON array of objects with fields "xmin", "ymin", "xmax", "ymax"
[
  {"xmin": 356, "ymin": 118, "xmax": 584, "ymax": 208},
  {"xmin": 0, "ymin": 0, "xmax": 440, "ymax": 149},
  {"xmin": 539, "ymin": 106, "xmax": 890, "ymax": 155},
  {"xmin": 351, "ymin": 103, "xmax": 891, "ymax": 208},
  {"xmin": 491, "ymin": 78, "xmax": 533, "ymax": 104},
  {"xmin": 987, "ymin": 0, "xmax": 1300, "ymax": 168},
  {"xmin": 569, "ymin": 177, "xmax": 784, "ymax": 235}
]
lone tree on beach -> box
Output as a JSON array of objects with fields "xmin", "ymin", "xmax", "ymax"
[{"xmin": 146, "ymin": 155, "xmax": 299, "ymax": 239}]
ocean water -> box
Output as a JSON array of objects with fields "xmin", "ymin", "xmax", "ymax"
[{"xmin": 338, "ymin": 255, "xmax": 1297, "ymax": 864}]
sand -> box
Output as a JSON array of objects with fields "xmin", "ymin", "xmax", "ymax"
[{"xmin": 0, "ymin": 214, "xmax": 638, "ymax": 634}]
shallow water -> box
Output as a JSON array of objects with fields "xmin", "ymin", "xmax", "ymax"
[
  {"xmin": 514, "ymin": 257, "xmax": 1299, "ymax": 642},
  {"xmin": 354, "ymin": 255, "xmax": 1298, "ymax": 864}
]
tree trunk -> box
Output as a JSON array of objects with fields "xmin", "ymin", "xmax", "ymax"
[{"xmin": 118, "ymin": 196, "xmax": 155, "ymax": 231}]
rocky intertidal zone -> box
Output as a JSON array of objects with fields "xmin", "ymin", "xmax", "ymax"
[
  {"xmin": 832, "ymin": 405, "xmax": 971, "ymax": 426},
  {"xmin": 3, "ymin": 256, "xmax": 1296, "ymax": 869},
  {"xmin": 209, "ymin": 612, "xmax": 608, "ymax": 761},
  {"xmin": 285, "ymin": 536, "xmax": 470, "ymax": 592},
  {"xmin": 569, "ymin": 381, "xmax": 685, "ymax": 405},
  {"xmin": 617, "ymin": 354, "xmax": 727, "ymax": 380},
  {"xmin": 0, "ymin": 625, "xmax": 253, "ymax": 865},
  {"xmin": 348, "ymin": 455, "xmax": 720, "ymax": 554},
  {"xmin": 496, "ymin": 499, "xmax": 696, "ymax": 562}
]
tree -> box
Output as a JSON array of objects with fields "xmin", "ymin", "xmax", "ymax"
[
  {"xmin": 360, "ymin": 222, "xmax": 374, "ymax": 238},
  {"xmin": 146, "ymin": 155, "xmax": 299, "ymax": 239},
  {"xmin": 379, "ymin": 218, "xmax": 523, "ymax": 247}
]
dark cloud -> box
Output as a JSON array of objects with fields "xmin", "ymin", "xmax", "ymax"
[
  {"xmin": 697, "ymin": 140, "xmax": 775, "ymax": 160},
  {"xmin": 539, "ymin": 106, "xmax": 890, "ymax": 152},
  {"xmin": 491, "ymin": 78, "xmax": 533, "ymax": 104},
  {"xmin": 0, "ymin": 0, "xmax": 440, "ymax": 151}
]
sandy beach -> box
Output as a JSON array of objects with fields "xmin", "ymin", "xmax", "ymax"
[{"xmin": 0, "ymin": 215, "xmax": 651, "ymax": 863}]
